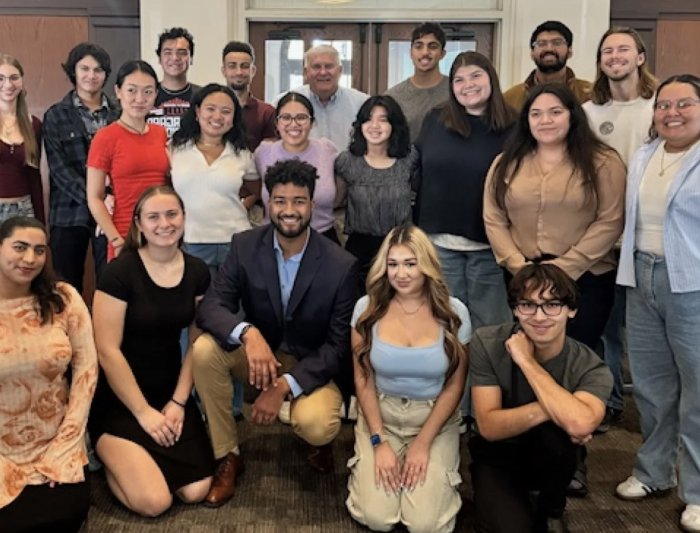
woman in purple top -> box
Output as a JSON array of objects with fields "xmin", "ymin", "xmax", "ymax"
[{"xmin": 254, "ymin": 92, "xmax": 340, "ymax": 243}]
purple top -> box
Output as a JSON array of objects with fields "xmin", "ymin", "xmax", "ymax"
[{"xmin": 254, "ymin": 138, "xmax": 338, "ymax": 233}]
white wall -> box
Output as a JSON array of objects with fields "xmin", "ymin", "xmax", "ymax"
[{"xmin": 140, "ymin": 0, "xmax": 611, "ymax": 92}]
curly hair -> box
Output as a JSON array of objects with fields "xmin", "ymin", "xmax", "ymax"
[
  {"xmin": 354, "ymin": 224, "xmax": 466, "ymax": 381},
  {"xmin": 0, "ymin": 216, "xmax": 68, "ymax": 325}
]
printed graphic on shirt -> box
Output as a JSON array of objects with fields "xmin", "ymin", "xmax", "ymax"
[
  {"xmin": 148, "ymin": 85, "xmax": 195, "ymax": 138},
  {"xmin": 599, "ymin": 121, "xmax": 615, "ymax": 135}
]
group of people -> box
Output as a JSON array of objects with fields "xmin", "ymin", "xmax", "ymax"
[{"xmin": 0, "ymin": 16, "xmax": 699, "ymax": 533}]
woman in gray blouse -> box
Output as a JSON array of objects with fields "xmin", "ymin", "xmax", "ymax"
[
  {"xmin": 335, "ymin": 95, "xmax": 417, "ymax": 289},
  {"xmin": 347, "ymin": 224, "xmax": 470, "ymax": 533}
]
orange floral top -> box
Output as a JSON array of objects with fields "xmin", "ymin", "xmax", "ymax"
[{"xmin": 0, "ymin": 283, "xmax": 98, "ymax": 508}]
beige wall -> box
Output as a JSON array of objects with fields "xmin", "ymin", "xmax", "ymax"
[{"xmin": 140, "ymin": 0, "xmax": 611, "ymax": 92}]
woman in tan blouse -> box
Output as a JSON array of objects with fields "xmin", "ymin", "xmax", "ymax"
[
  {"xmin": 484, "ymin": 83, "xmax": 625, "ymax": 350},
  {"xmin": 0, "ymin": 216, "xmax": 98, "ymax": 532}
]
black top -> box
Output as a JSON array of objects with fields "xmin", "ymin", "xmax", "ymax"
[
  {"xmin": 414, "ymin": 108, "xmax": 513, "ymax": 243},
  {"xmin": 95, "ymin": 249, "xmax": 210, "ymax": 408}
]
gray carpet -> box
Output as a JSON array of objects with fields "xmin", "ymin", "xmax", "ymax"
[{"xmin": 86, "ymin": 401, "xmax": 685, "ymax": 532}]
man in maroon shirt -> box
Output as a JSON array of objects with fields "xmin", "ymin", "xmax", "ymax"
[{"xmin": 221, "ymin": 41, "xmax": 276, "ymax": 152}]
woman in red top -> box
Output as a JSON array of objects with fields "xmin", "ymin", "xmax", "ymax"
[
  {"xmin": 0, "ymin": 55, "xmax": 43, "ymax": 224},
  {"xmin": 87, "ymin": 60, "xmax": 169, "ymax": 260}
]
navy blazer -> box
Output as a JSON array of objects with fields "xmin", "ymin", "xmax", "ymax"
[{"xmin": 197, "ymin": 225, "xmax": 359, "ymax": 394}]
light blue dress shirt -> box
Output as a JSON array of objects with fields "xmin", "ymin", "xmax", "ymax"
[
  {"xmin": 272, "ymin": 85, "xmax": 369, "ymax": 151},
  {"xmin": 229, "ymin": 230, "xmax": 310, "ymax": 397}
]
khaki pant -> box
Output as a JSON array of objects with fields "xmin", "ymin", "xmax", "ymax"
[
  {"xmin": 346, "ymin": 394, "xmax": 462, "ymax": 533},
  {"xmin": 192, "ymin": 333, "xmax": 343, "ymax": 459}
]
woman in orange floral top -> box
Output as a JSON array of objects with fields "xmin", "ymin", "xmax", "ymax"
[{"xmin": 0, "ymin": 216, "xmax": 98, "ymax": 533}]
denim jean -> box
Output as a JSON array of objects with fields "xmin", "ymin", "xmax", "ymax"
[
  {"xmin": 184, "ymin": 242, "xmax": 243, "ymax": 416},
  {"xmin": 627, "ymin": 251, "xmax": 700, "ymax": 504},
  {"xmin": 0, "ymin": 196, "xmax": 34, "ymax": 223},
  {"xmin": 601, "ymin": 284, "xmax": 626, "ymax": 411},
  {"xmin": 435, "ymin": 246, "xmax": 512, "ymax": 416}
]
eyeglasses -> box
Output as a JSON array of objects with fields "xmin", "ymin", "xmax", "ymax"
[
  {"xmin": 515, "ymin": 301, "xmax": 565, "ymax": 317},
  {"xmin": 532, "ymin": 38, "xmax": 567, "ymax": 49},
  {"xmin": 654, "ymin": 98, "xmax": 700, "ymax": 112},
  {"xmin": 0, "ymin": 74, "xmax": 21, "ymax": 84},
  {"xmin": 277, "ymin": 113, "xmax": 311, "ymax": 126}
]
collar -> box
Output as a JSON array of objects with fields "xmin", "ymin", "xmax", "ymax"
[
  {"xmin": 310, "ymin": 86, "xmax": 340, "ymax": 105},
  {"xmin": 71, "ymin": 90, "xmax": 110, "ymax": 111},
  {"xmin": 524, "ymin": 67, "xmax": 578, "ymax": 90},
  {"xmin": 243, "ymin": 94, "xmax": 259, "ymax": 109},
  {"xmin": 273, "ymin": 228, "xmax": 311, "ymax": 261}
]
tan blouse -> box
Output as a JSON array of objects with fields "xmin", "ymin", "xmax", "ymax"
[
  {"xmin": 483, "ymin": 150, "xmax": 626, "ymax": 280},
  {"xmin": 0, "ymin": 283, "xmax": 98, "ymax": 508}
]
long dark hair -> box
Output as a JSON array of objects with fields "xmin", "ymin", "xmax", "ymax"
[
  {"xmin": 348, "ymin": 95, "xmax": 410, "ymax": 157},
  {"xmin": 649, "ymin": 74, "xmax": 700, "ymax": 141},
  {"xmin": 439, "ymin": 51, "xmax": 516, "ymax": 139},
  {"xmin": 0, "ymin": 216, "xmax": 67, "ymax": 325},
  {"xmin": 123, "ymin": 186, "xmax": 186, "ymax": 253},
  {"xmin": 491, "ymin": 83, "xmax": 613, "ymax": 210},
  {"xmin": 171, "ymin": 83, "xmax": 247, "ymax": 153}
]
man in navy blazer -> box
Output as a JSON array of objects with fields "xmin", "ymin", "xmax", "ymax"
[{"xmin": 192, "ymin": 159, "xmax": 359, "ymax": 507}]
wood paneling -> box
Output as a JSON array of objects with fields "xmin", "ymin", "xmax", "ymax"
[{"xmin": 656, "ymin": 20, "xmax": 700, "ymax": 80}]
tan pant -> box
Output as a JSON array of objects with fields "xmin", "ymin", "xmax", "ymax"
[
  {"xmin": 346, "ymin": 394, "xmax": 462, "ymax": 533},
  {"xmin": 192, "ymin": 333, "xmax": 343, "ymax": 459}
]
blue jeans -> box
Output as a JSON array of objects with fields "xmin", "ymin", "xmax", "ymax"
[
  {"xmin": 627, "ymin": 252, "xmax": 700, "ymax": 504},
  {"xmin": 601, "ymin": 284, "xmax": 626, "ymax": 411},
  {"xmin": 0, "ymin": 196, "xmax": 34, "ymax": 223},
  {"xmin": 184, "ymin": 242, "xmax": 243, "ymax": 417},
  {"xmin": 435, "ymin": 246, "xmax": 512, "ymax": 416}
]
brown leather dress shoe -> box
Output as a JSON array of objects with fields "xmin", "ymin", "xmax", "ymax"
[
  {"xmin": 204, "ymin": 452, "xmax": 244, "ymax": 508},
  {"xmin": 306, "ymin": 443, "xmax": 333, "ymax": 473}
]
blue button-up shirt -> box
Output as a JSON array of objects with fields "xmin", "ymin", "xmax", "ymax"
[{"xmin": 229, "ymin": 230, "xmax": 311, "ymax": 397}]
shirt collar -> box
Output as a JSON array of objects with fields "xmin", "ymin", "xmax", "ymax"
[
  {"xmin": 243, "ymin": 94, "xmax": 259, "ymax": 110},
  {"xmin": 72, "ymin": 90, "xmax": 110, "ymax": 112},
  {"xmin": 310, "ymin": 86, "xmax": 340, "ymax": 105},
  {"xmin": 273, "ymin": 228, "xmax": 311, "ymax": 262}
]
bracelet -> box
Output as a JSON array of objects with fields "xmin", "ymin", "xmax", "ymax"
[{"xmin": 170, "ymin": 397, "xmax": 186, "ymax": 408}]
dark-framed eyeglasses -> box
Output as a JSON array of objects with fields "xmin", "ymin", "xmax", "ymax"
[
  {"xmin": 276, "ymin": 113, "xmax": 311, "ymax": 126},
  {"xmin": 515, "ymin": 301, "xmax": 565, "ymax": 317}
]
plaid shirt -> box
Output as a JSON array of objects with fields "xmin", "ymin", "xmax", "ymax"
[{"xmin": 44, "ymin": 91, "xmax": 119, "ymax": 228}]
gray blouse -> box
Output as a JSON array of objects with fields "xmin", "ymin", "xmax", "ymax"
[{"xmin": 335, "ymin": 146, "xmax": 417, "ymax": 236}]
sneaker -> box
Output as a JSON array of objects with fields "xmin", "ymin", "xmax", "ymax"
[
  {"xmin": 567, "ymin": 468, "xmax": 589, "ymax": 498},
  {"xmin": 681, "ymin": 505, "xmax": 700, "ymax": 532},
  {"xmin": 615, "ymin": 475, "xmax": 670, "ymax": 501},
  {"xmin": 595, "ymin": 407, "xmax": 624, "ymax": 434},
  {"xmin": 278, "ymin": 400, "xmax": 291, "ymax": 425}
]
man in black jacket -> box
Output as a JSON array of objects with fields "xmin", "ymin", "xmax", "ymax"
[
  {"xmin": 193, "ymin": 159, "xmax": 359, "ymax": 507},
  {"xmin": 44, "ymin": 42, "xmax": 119, "ymax": 294}
]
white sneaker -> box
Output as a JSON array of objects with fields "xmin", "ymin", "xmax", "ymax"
[
  {"xmin": 278, "ymin": 400, "xmax": 291, "ymax": 425},
  {"xmin": 682, "ymin": 505, "xmax": 700, "ymax": 532},
  {"xmin": 615, "ymin": 476, "xmax": 668, "ymax": 501}
]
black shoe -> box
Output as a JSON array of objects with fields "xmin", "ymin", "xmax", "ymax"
[
  {"xmin": 547, "ymin": 516, "xmax": 570, "ymax": 533},
  {"xmin": 567, "ymin": 468, "xmax": 589, "ymax": 498},
  {"xmin": 595, "ymin": 407, "xmax": 624, "ymax": 434}
]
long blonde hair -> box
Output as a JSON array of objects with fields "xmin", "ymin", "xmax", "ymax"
[
  {"xmin": 354, "ymin": 224, "xmax": 466, "ymax": 380},
  {"xmin": 0, "ymin": 55, "xmax": 38, "ymax": 168}
]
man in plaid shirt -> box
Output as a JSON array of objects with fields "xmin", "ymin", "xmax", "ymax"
[{"xmin": 44, "ymin": 43, "xmax": 120, "ymax": 294}]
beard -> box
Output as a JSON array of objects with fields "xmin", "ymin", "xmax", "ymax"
[
  {"xmin": 228, "ymin": 81, "xmax": 248, "ymax": 91},
  {"xmin": 270, "ymin": 214, "xmax": 311, "ymax": 239},
  {"xmin": 605, "ymin": 69, "xmax": 634, "ymax": 83},
  {"xmin": 535, "ymin": 52, "xmax": 567, "ymax": 74}
]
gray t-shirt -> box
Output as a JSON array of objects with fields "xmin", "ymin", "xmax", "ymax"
[
  {"xmin": 335, "ymin": 147, "xmax": 418, "ymax": 236},
  {"xmin": 469, "ymin": 323, "xmax": 613, "ymax": 408},
  {"xmin": 385, "ymin": 76, "xmax": 450, "ymax": 143}
]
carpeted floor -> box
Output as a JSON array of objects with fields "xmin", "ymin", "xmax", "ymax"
[{"xmin": 85, "ymin": 400, "xmax": 684, "ymax": 532}]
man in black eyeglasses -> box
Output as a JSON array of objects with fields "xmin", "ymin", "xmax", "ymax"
[
  {"xmin": 467, "ymin": 263, "xmax": 612, "ymax": 533},
  {"xmin": 504, "ymin": 20, "xmax": 592, "ymax": 111}
]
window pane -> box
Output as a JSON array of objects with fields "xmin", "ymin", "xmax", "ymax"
[
  {"xmin": 387, "ymin": 40, "xmax": 477, "ymax": 90},
  {"xmin": 264, "ymin": 40, "xmax": 305, "ymax": 101}
]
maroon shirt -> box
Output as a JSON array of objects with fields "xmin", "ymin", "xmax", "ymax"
[
  {"xmin": 0, "ymin": 116, "xmax": 44, "ymax": 223},
  {"xmin": 242, "ymin": 95, "xmax": 276, "ymax": 152}
]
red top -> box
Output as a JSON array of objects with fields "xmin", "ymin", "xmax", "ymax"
[
  {"xmin": 0, "ymin": 116, "xmax": 44, "ymax": 223},
  {"xmin": 87, "ymin": 122, "xmax": 169, "ymax": 259}
]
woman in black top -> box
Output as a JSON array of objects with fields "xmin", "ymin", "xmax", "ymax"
[
  {"xmin": 89, "ymin": 185, "xmax": 214, "ymax": 517},
  {"xmin": 414, "ymin": 51, "xmax": 516, "ymax": 331},
  {"xmin": 335, "ymin": 95, "xmax": 416, "ymax": 288}
]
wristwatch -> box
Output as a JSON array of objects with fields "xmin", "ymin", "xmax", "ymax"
[
  {"xmin": 239, "ymin": 324, "xmax": 253, "ymax": 343},
  {"xmin": 370, "ymin": 433, "xmax": 385, "ymax": 447}
]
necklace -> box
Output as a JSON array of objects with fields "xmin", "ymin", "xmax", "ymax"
[
  {"xmin": 659, "ymin": 146, "xmax": 689, "ymax": 176},
  {"xmin": 1, "ymin": 118, "xmax": 16, "ymax": 134},
  {"xmin": 395, "ymin": 297, "xmax": 426, "ymax": 316},
  {"xmin": 119, "ymin": 119, "xmax": 147, "ymax": 135},
  {"xmin": 197, "ymin": 139, "xmax": 223, "ymax": 148}
]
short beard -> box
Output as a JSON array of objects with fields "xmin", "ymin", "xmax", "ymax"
[
  {"xmin": 535, "ymin": 53, "xmax": 567, "ymax": 74},
  {"xmin": 606, "ymin": 70, "xmax": 633, "ymax": 83},
  {"xmin": 270, "ymin": 216, "xmax": 311, "ymax": 239},
  {"xmin": 229, "ymin": 82, "xmax": 248, "ymax": 91}
]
